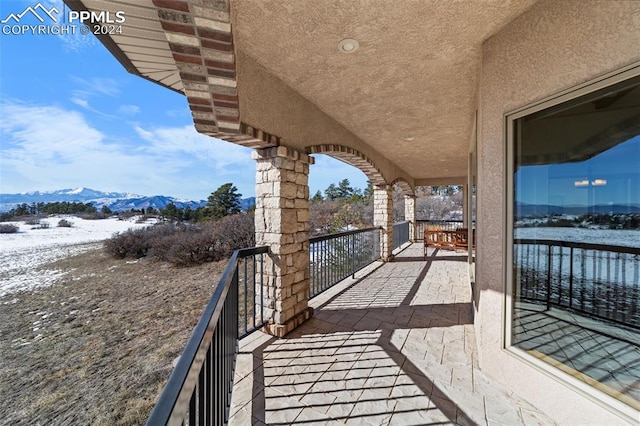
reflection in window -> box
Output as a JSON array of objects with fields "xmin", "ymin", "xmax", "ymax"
[{"xmin": 512, "ymin": 76, "xmax": 640, "ymax": 409}]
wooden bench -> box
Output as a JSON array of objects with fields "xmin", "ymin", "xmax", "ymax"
[{"xmin": 424, "ymin": 227, "xmax": 474, "ymax": 256}]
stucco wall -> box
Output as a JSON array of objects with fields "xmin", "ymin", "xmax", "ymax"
[
  {"xmin": 236, "ymin": 50, "xmax": 414, "ymax": 187},
  {"xmin": 476, "ymin": 0, "xmax": 640, "ymax": 424}
]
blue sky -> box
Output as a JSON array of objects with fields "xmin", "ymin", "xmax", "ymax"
[
  {"xmin": 516, "ymin": 135, "xmax": 640, "ymax": 206},
  {"xmin": 0, "ymin": 0, "xmax": 368, "ymax": 201}
]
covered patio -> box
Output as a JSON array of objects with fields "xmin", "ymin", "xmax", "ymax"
[
  {"xmin": 228, "ymin": 244, "xmax": 555, "ymax": 425},
  {"xmin": 65, "ymin": 0, "xmax": 640, "ymax": 422}
]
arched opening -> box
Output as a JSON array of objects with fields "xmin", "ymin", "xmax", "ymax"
[
  {"xmin": 308, "ymin": 154, "xmax": 373, "ymax": 236},
  {"xmin": 306, "ymin": 144, "xmax": 386, "ymax": 186}
]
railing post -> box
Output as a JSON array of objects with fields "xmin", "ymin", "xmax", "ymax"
[
  {"xmin": 546, "ymin": 244, "xmax": 552, "ymax": 311},
  {"xmin": 569, "ymin": 246, "xmax": 574, "ymax": 309},
  {"xmin": 351, "ymin": 233, "xmax": 356, "ymax": 279}
]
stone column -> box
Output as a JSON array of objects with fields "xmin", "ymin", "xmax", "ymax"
[
  {"xmin": 373, "ymin": 185, "xmax": 393, "ymax": 261},
  {"xmin": 404, "ymin": 195, "xmax": 416, "ymax": 241},
  {"xmin": 252, "ymin": 146, "xmax": 314, "ymax": 337}
]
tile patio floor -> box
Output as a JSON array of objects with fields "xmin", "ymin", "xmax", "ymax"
[{"xmin": 228, "ymin": 244, "xmax": 557, "ymax": 425}]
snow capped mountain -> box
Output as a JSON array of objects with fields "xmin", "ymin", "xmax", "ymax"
[
  {"xmin": 0, "ymin": 188, "xmax": 255, "ymax": 213},
  {"xmin": 66, "ymin": 187, "xmax": 84, "ymax": 195},
  {"xmin": 106, "ymin": 195, "xmax": 206, "ymax": 211},
  {"xmin": 1, "ymin": 188, "xmax": 138, "ymax": 204}
]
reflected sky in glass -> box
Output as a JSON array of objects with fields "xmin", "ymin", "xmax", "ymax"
[{"xmin": 516, "ymin": 135, "xmax": 640, "ymax": 207}]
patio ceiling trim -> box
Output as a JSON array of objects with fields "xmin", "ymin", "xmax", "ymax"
[
  {"xmin": 306, "ymin": 144, "xmax": 387, "ymax": 187},
  {"xmin": 151, "ymin": 0, "xmax": 279, "ymax": 148},
  {"xmin": 64, "ymin": 0, "xmax": 280, "ymax": 149},
  {"xmin": 390, "ymin": 178, "xmax": 415, "ymax": 197}
]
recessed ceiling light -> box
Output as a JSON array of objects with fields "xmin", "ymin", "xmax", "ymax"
[{"xmin": 338, "ymin": 38, "xmax": 359, "ymax": 53}]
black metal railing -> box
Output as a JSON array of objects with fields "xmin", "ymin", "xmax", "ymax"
[
  {"xmin": 392, "ymin": 221, "xmax": 410, "ymax": 251},
  {"xmin": 146, "ymin": 246, "xmax": 269, "ymax": 426},
  {"xmin": 514, "ymin": 239, "xmax": 640, "ymax": 329},
  {"xmin": 237, "ymin": 248, "xmax": 270, "ymax": 337},
  {"xmin": 310, "ymin": 227, "xmax": 381, "ymax": 298},
  {"xmin": 416, "ymin": 220, "xmax": 465, "ymax": 240}
]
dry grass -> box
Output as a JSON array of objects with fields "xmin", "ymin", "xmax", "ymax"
[{"xmin": 0, "ymin": 246, "xmax": 225, "ymax": 425}]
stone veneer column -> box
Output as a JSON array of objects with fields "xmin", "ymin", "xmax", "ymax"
[
  {"xmin": 404, "ymin": 195, "xmax": 417, "ymax": 241},
  {"xmin": 252, "ymin": 146, "xmax": 314, "ymax": 337},
  {"xmin": 373, "ymin": 185, "xmax": 393, "ymax": 261}
]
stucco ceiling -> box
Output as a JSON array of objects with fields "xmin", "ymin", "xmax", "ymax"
[
  {"xmin": 230, "ymin": 0, "xmax": 539, "ymax": 183},
  {"xmin": 67, "ymin": 0, "xmax": 542, "ymax": 185}
]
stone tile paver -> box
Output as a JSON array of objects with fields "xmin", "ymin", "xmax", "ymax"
[{"xmin": 229, "ymin": 244, "xmax": 558, "ymax": 425}]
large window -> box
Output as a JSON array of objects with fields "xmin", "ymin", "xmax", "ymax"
[{"xmin": 509, "ymin": 72, "xmax": 640, "ymax": 410}]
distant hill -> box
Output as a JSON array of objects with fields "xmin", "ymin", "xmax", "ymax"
[
  {"xmin": 238, "ymin": 197, "xmax": 256, "ymax": 211},
  {"xmin": 516, "ymin": 202, "xmax": 640, "ymax": 217},
  {"xmin": 0, "ymin": 187, "xmax": 256, "ymax": 213}
]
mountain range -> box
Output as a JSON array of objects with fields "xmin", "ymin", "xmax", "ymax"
[
  {"xmin": 515, "ymin": 202, "xmax": 640, "ymax": 217},
  {"xmin": 0, "ymin": 188, "xmax": 255, "ymax": 213}
]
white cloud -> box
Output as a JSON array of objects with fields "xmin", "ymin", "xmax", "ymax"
[
  {"xmin": 69, "ymin": 94, "xmax": 116, "ymax": 118},
  {"xmin": 0, "ymin": 102, "xmax": 107, "ymax": 158},
  {"xmin": 70, "ymin": 96, "xmax": 89, "ymax": 109},
  {"xmin": 0, "ymin": 102, "xmax": 257, "ymax": 199},
  {"xmin": 134, "ymin": 125, "xmax": 253, "ymax": 172},
  {"xmin": 70, "ymin": 76, "xmax": 120, "ymax": 99},
  {"xmin": 0, "ymin": 102, "xmax": 370, "ymax": 200},
  {"xmin": 68, "ymin": 76, "xmax": 122, "ymax": 118},
  {"xmin": 118, "ymin": 104, "xmax": 140, "ymax": 115}
]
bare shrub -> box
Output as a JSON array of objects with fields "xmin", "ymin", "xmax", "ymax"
[
  {"xmin": 151, "ymin": 221, "xmax": 218, "ymax": 265},
  {"xmin": 0, "ymin": 224, "xmax": 19, "ymax": 234},
  {"xmin": 32, "ymin": 222, "xmax": 50, "ymax": 230},
  {"xmin": 146, "ymin": 234, "xmax": 180, "ymax": 261},
  {"xmin": 144, "ymin": 223, "xmax": 187, "ymax": 259},
  {"xmin": 215, "ymin": 213, "xmax": 255, "ymax": 252},
  {"xmin": 145, "ymin": 222, "xmax": 185, "ymax": 240},
  {"xmin": 79, "ymin": 212, "xmax": 108, "ymax": 220},
  {"xmin": 135, "ymin": 215, "xmax": 153, "ymax": 224},
  {"xmin": 165, "ymin": 230, "xmax": 218, "ymax": 266},
  {"xmin": 104, "ymin": 214, "xmax": 255, "ymax": 267},
  {"xmin": 25, "ymin": 218, "xmax": 40, "ymax": 226},
  {"xmin": 57, "ymin": 219, "xmax": 73, "ymax": 228},
  {"xmin": 310, "ymin": 199, "xmax": 339, "ymax": 235},
  {"xmin": 104, "ymin": 228, "xmax": 152, "ymax": 259},
  {"xmin": 105, "ymin": 223, "xmax": 183, "ymax": 260}
]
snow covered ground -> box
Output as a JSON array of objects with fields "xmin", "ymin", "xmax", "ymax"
[
  {"xmin": 0, "ymin": 216, "xmax": 153, "ymax": 297},
  {"xmin": 515, "ymin": 226, "xmax": 640, "ymax": 248},
  {"xmin": 514, "ymin": 227, "xmax": 639, "ymax": 295}
]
